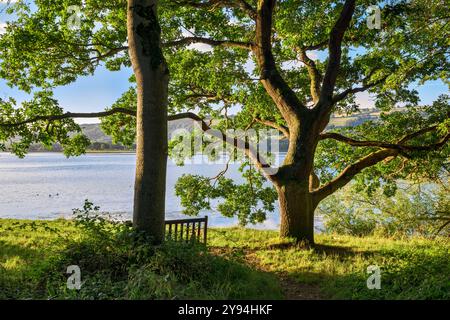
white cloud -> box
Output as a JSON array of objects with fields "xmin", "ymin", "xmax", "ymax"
[
  {"xmin": 179, "ymin": 29, "xmax": 214, "ymax": 53},
  {"xmin": 308, "ymin": 50, "xmax": 319, "ymax": 60},
  {"xmin": 187, "ymin": 42, "xmax": 213, "ymax": 53},
  {"xmin": 355, "ymin": 91, "xmax": 375, "ymax": 109},
  {"xmin": 74, "ymin": 118, "xmax": 100, "ymax": 125},
  {"xmin": 0, "ymin": 22, "xmax": 6, "ymax": 34}
]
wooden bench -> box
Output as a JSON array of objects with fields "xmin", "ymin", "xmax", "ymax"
[{"xmin": 165, "ymin": 216, "xmax": 208, "ymax": 244}]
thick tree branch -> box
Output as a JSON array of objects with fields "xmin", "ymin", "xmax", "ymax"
[
  {"xmin": 298, "ymin": 47, "xmax": 322, "ymax": 104},
  {"xmin": 164, "ymin": 37, "xmax": 253, "ymax": 50},
  {"xmin": 319, "ymin": 0, "xmax": 356, "ymax": 105},
  {"xmin": 319, "ymin": 132, "xmax": 404, "ymax": 149},
  {"xmin": 319, "ymin": 129, "xmax": 450, "ymax": 152},
  {"xmin": 313, "ymin": 128, "xmax": 449, "ymax": 202},
  {"xmin": 0, "ymin": 109, "xmax": 277, "ymax": 179},
  {"xmin": 169, "ymin": 112, "xmax": 277, "ymax": 180},
  {"xmin": 332, "ymin": 75, "xmax": 388, "ymax": 103},
  {"xmin": 399, "ymin": 133, "xmax": 450, "ymax": 151},
  {"xmin": 254, "ymin": 117, "xmax": 290, "ymax": 139},
  {"xmin": 0, "ymin": 108, "xmax": 135, "ymax": 128},
  {"xmin": 254, "ymin": 0, "xmax": 307, "ymax": 123},
  {"xmin": 312, "ymin": 148, "xmax": 399, "ymax": 203},
  {"xmin": 174, "ymin": 0, "xmax": 256, "ymax": 19},
  {"xmin": 398, "ymin": 125, "xmax": 438, "ymax": 144}
]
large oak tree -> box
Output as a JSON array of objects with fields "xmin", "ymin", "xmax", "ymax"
[
  {"xmin": 0, "ymin": 0, "xmax": 169, "ymax": 243},
  {"xmin": 165, "ymin": 0, "xmax": 449, "ymax": 243},
  {"xmin": 1, "ymin": 0, "xmax": 449, "ymax": 244}
]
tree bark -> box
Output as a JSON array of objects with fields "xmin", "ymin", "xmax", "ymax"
[
  {"xmin": 274, "ymin": 116, "xmax": 321, "ymax": 244},
  {"xmin": 127, "ymin": 0, "xmax": 168, "ymax": 243},
  {"xmin": 277, "ymin": 181, "xmax": 316, "ymax": 244}
]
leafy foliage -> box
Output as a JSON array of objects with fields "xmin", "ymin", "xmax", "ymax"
[
  {"xmin": 175, "ymin": 162, "xmax": 278, "ymax": 225},
  {"xmin": 319, "ymin": 182, "xmax": 450, "ymax": 238},
  {"xmin": 0, "ymin": 91, "xmax": 90, "ymax": 157},
  {"xmin": 100, "ymin": 87, "xmax": 137, "ymax": 147},
  {"xmin": 0, "ymin": 204, "xmax": 282, "ymax": 300},
  {"xmin": 0, "ymin": 0, "xmax": 129, "ymax": 156},
  {"xmin": 315, "ymin": 96, "xmax": 450, "ymax": 196},
  {"xmin": 0, "ymin": 0, "xmax": 128, "ymax": 91},
  {"xmin": 0, "ymin": 0, "xmax": 448, "ymax": 225}
]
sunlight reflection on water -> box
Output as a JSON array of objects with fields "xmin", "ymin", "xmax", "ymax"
[{"xmin": 0, "ymin": 152, "xmax": 323, "ymax": 231}]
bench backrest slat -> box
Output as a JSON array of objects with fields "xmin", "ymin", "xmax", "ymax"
[{"xmin": 165, "ymin": 216, "xmax": 208, "ymax": 244}]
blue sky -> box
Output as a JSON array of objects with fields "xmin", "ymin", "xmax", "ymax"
[
  {"xmin": 0, "ymin": 63, "xmax": 447, "ymax": 124},
  {"xmin": 0, "ymin": 2, "xmax": 448, "ymax": 124},
  {"xmin": 0, "ymin": 1, "xmax": 134, "ymax": 124},
  {"xmin": 0, "ymin": 66, "xmax": 133, "ymax": 124}
]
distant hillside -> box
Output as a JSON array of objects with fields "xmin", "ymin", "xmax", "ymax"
[
  {"xmin": 27, "ymin": 110, "xmax": 385, "ymax": 152},
  {"xmin": 79, "ymin": 124, "xmax": 113, "ymax": 144},
  {"xmin": 78, "ymin": 119, "xmax": 198, "ymax": 143}
]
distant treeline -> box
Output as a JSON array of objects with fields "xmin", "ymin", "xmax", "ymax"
[
  {"xmin": 23, "ymin": 109, "xmax": 385, "ymax": 153},
  {"xmin": 26, "ymin": 142, "xmax": 135, "ymax": 152}
]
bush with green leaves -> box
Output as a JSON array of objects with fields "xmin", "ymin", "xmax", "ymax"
[
  {"xmin": 1, "ymin": 200, "xmax": 281, "ymax": 300},
  {"xmin": 325, "ymin": 243, "xmax": 450, "ymax": 300},
  {"xmin": 175, "ymin": 162, "xmax": 278, "ymax": 226},
  {"xmin": 318, "ymin": 183, "xmax": 450, "ymax": 238}
]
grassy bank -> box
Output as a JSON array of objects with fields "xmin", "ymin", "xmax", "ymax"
[{"xmin": 0, "ymin": 219, "xmax": 448, "ymax": 300}]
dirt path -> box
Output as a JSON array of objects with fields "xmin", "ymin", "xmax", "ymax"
[
  {"xmin": 245, "ymin": 251, "xmax": 326, "ymax": 300},
  {"xmin": 209, "ymin": 247, "xmax": 326, "ymax": 300},
  {"xmin": 277, "ymin": 274, "xmax": 324, "ymax": 300}
]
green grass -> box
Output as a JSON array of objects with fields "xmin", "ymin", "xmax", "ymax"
[
  {"xmin": 0, "ymin": 219, "xmax": 281, "ymax": 300},
  {"xmin": 210, "ymin": 228, "xmax": 450, "ymax": 299},
  {"xmin": 1, "ymin": 219, "xmax": 449, "ymax": 300}
]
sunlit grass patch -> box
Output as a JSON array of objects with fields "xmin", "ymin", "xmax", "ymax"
[
  {"xmin": 0, "ymin": 219, "xmax": 282, "ymax": 300},
  {"xmin": 0, "ymin": 219, "xmax": 448, "ymax": 300},
  {"xmin": 208, "ymin": 228, "xmax": 449, "ymax": 299}
]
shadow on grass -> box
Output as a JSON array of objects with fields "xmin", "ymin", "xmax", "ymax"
[
  {"xmin": 1, "ymin": 236, "xmax": 284, "ymax": 300},
  {"xmin": 255, "ymin": 242, "xmax": 375, "ymax": 259},
  {"xmin": 270, "ymin": 244, "xmax": 449, "ymax": 300},
  {"xmin": 323, "ymin": 251, "xmax": 450, "ymax": 300},
  {"xmin": 311, "ymin": 243, "xmax": 377, "ymax": 258},
  {"xmin": 2, "ymin": 222, "xmax": 448, "ymax": 300},
  {"xmin": 211, "ymin": 235, "xmax": 449, "ymax": 300}
]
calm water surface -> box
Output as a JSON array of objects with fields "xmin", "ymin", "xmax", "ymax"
[{"xmin": 0, "ymin": 152, "xmax": 323, "ymax": 230}]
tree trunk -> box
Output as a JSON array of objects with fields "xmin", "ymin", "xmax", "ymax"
[
  {"xmin": 277, "ymin": 181, "xmax": 316, "ymax": 244},
  {"xmin": 127, "ymin": 0, "xmax": 168, "ymax": 243},
  {"xmin": 273, "ymin": 115, "xmax": 319, "ymax": 244}
]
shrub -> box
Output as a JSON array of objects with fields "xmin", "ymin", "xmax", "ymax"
[
  {"xmin": 318, "ymin": 184, "xmax": 450, "ymax": 238},
  {"xmin": 6, "ymin": 200, "xmax": 281, "ymax": 300}
]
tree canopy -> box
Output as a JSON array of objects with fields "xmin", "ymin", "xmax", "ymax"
[{"xmin": 0, "ymin": 0, "xmax": 448, "ymax": 236}]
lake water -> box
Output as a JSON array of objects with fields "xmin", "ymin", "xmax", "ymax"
[{"xmin": 0, "ymin": 152, "xmax": 323, "ymax": 230}]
